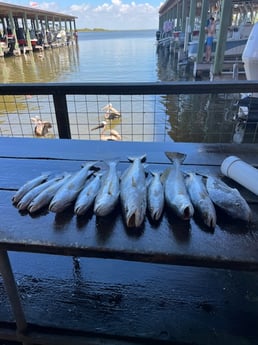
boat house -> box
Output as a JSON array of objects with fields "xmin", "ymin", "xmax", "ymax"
[
  {"xmin": 0, "ymin": 1, "xmax": 77, "ymax": 56},
  {"xmin": 157, "ymin": 0, "xmax": 258, "ymax": 75}
]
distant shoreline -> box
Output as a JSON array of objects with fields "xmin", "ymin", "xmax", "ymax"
[{"xmin": 77, "ymin": 28, "xmax": 156, "ymax": 32}]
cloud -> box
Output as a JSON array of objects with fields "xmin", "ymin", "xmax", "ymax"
[
  {"xmin": 67, "ymin": 1, "xmax": 160, "ymax": 30},
  {"xmin": 5, "ymin": 0, "xmax": 161, "ymax": 30}
]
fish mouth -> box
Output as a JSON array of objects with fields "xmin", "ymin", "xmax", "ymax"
[
  {"xmin": 181, "ymin": 204, "xmax": 194, "ymax": 220},
  {"xmin": 126, "ymin": 210, "xmax": 144, "ymax": 228},
  {"xmin": 49, "ymin": 201, "xmax": 70, "ymax": 213},
  {"xmin": 152, "ymin": 210, "xmax": 162, "ymax": 221}
]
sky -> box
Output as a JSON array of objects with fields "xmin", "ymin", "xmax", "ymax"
[{"xmin": 3, "ymin": 0, "xmax": 164, "ymax": 30}]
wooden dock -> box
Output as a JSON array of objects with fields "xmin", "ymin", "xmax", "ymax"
[
  {"xmin": 193, "ymin": 60, "xmax": 246, "ymax": 80},
  {"xmin": 0, "ymin": 2, "xmax": 77, "ymax": 57}
]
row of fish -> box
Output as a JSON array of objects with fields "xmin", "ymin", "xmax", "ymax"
[{"xmin": 12, "ymin": 152, "xmax": 252, "ymax": 229}]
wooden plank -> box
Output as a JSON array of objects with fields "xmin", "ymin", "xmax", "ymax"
[
  {"xmin": 0, "ymin": 188, "xmax": 258, "ymax": 270},
  {"xmin": 0, "ymin": 138, "xmax": 258, "ymax": 270},
  {"xmin": 0, "ymin": 137, "xmax": 258, "ymax": 165}
]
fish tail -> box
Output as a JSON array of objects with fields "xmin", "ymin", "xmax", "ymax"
[
  {"xmin": 128, "ymin": 154, "xmax": 147, "ymax": 163},
  {"xmin": 165, "ymin": 152, "xmax": 186, "ymax": 164}
]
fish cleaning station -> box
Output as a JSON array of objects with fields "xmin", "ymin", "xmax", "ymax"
[{"xmin": 0, "ymin": 1, "xmax": 77, "ymax": 56}]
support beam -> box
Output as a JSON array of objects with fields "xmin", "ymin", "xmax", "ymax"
[
  {"xmin": 197, "ymin": 0, "xmax": 209, "ymax": 63},
  {"xmin": 213, "ymin": 0, "xmax": 233, "ymax": 75},
  {"xmin": 0, "ymin": 250, "xmax": 27, "ymax": 335},
  {"xmin": 189, "ymin": 0, "xmax": 197, "ymax": 40}
]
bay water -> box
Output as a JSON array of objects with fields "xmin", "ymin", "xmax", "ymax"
[
  {"xmin": 0, "ymin": 30, "xmax": 245, "ymax": 142},
  {"xmin": 2, "ymin": 30, "xmax": 257, "ymax": 317}
]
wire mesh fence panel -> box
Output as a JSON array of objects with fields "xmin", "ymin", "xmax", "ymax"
[
  {"xmin": 0, "ymin": 94, "xmax": 57, "ymax": 138},
  {"xmin": 0, "ymin": 86, "xmax": 258, "ymax": 143}
]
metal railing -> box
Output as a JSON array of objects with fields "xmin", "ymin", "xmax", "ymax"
[{"xmin": 0, "ymin": 81, "xmax": 258, "ymax": 143}]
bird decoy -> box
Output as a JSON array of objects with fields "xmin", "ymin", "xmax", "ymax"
[
  {"xmin": 91, "ymin": 121, "xmax": 122, "ymax": 141},
  {"xmin": 31, "ymin": 116, "xmax": 52, "ymax": 137}
]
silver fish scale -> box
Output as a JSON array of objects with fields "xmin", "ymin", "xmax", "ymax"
[
  {"xmin": 74, "ymin": 173, "xmax": 102, "ymax": 216},
  {"xmin": 49, "ymin": 161, "xmax": 96, "ymax": 213},
  {"xmin": 147, "ymin": 172, "xmax": 164, "ymax": 221},
  {"xmin": 206, "ymin": 175, "xmax": 252, "ymax": 222},
  {"xmin": 185, "ymin": 173, "xmax": 216, "ymax": 228},
  {"xmin": 94, "ymin": 161, "xmax": 120, "ymax": 217},
  {"xmin": 120, "ymin": 156, "xmax": 147, "ymax": 228}
]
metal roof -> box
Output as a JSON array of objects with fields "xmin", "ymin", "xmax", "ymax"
[
  {"xmin": 0, "ymin": 1, "xmax": 77, "ymax": 21},
  {"xmin": 159, "ymin": 0, "xmax": 258, "ymax": 15}
]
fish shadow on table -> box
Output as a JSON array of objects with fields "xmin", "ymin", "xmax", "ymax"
[
  {"xmin": 76, "ymin": 208, "xmax": 95, "ymax": 230},
  {"xmin": 95, "ymin": 209, "xmax": 120, "ymax": 244},
  {"xmin": 215, "ymin": 207, "xmax": 251, "ymax": 235},
  {"xmin": 53, "ymin": 205, "xmax": 75, "ymax": 230},
  {"xmin": 164, "ymin": 210, "xmax": 191, "ymax": 244}
]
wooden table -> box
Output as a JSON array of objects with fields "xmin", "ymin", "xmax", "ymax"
[{"xmin": 0, "ymin": 137, "xmax": 258, "ymax": 344}]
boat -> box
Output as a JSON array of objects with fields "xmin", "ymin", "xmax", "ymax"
[{"xmin": 187, "ymin": 22, "xmax": 253, "ymax": 61}]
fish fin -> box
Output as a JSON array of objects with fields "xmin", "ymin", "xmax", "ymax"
[
  {"xmin": 160, "ymin": 167, "xmax": 172, "ymax": 183},
  {"xmin": 81, "ymin": 161, "xmax": 100, "ymax": 171},
  {"xmin": 165, "ymin": 152, "xmax": 186, "ymax": 164},
  {"xmin": 128, "ymin": 154, "xmax": 147, "ymax": 163}
]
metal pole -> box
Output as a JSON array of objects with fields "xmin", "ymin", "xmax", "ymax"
[{"xmin": 0, "ymin": 250, "xmax": 27, "ymax": 334}]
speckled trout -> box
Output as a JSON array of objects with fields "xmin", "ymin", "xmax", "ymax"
[
  {"xmin": 49, "ymin": 161, "xmax": 96, "ymax": 213},
  {"xmin": 12, "ymin": 173, "xmax": 50, "ymax": 204},
  {"xmin": 93, "ymin": 160, "xmax": 120, "ymax": 217},
  {"xmin": 120, "ymin": 154, "xmax": 147, "ymax": 228},
  {"xmin": 164, "ymin": 152, "xmax": 194, "ymax": 220},
  {"xmin": 205, "ymin": 175, "xmax": 252, "ymax": 222},
  {"xmin": 147, "ymin": 171, "xmax": 164, "ymax": 221},
  {"xmin": 185, "ymin": 172, "xmax": 216, "ymax": 228},
  {"xmin": 28, "ymin": 173, "xmax": 72, "ymax": 213},
  {"xmin": 74, "ymin": 172, "xmax": 103, "ymax": 216},
  {"xmin": 17, "ymin": 175, "xmax": 65, "ymax": 211}
]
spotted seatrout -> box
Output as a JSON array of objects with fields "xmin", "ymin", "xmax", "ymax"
[
  {"xmin": 94, "ymin": 160, "xmax": 120, "ymax": 217},
  {"xmin": 185, "ymin": 172, "xmax": 216, "ymax": 228},
  {"xmin": 205, "ymin": 175, "xmax": 252, "ymax": 222},
  {"xmin": 74, "ymin": 172, "xmax": 103, "ymax": 216},
  {"xmin": 28, "ymin": 173, "xmax": 72, "ymax": 213},
  {"xmin": 17, "ymin": 175, "xmax": 65, "ymax": 211},
  {"xmin": 147, "ymin": 171, "xmax": 164, "ymax": 221},
  {"xmin": 120, "ymin": 154, "xmax": 147, "ymax": 228},
  {"xmin": 164, "ymin": 152, "xmax": 194, "ymax": 220},
  {"xmin": 49, "ymin": 161, "xmax": 96, "ymax": 213},
  {"xmin": 12, "ymin": 173, "xmax": 50, "ymax": 204}
]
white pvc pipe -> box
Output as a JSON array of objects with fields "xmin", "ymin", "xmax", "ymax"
[{"xmin": 221, "ymin": 156, "xmax": 258, "ymax": 196}]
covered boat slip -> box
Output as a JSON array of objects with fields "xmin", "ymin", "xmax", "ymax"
[
  {"xmin": 158, "ymin": 0, "xmax": 258, "ymax": 75},
  {"xmin": 0, "ymin": 137, "xmax": 258, "ymax": 344},
  {"xmin": 0, "ymin": 2, "xmax": 77, "ymax": 56}
]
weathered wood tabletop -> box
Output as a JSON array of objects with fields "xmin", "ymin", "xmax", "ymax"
[{"xmin": 0, "ymin": 137, "xmax": 258, "ymax": 271}]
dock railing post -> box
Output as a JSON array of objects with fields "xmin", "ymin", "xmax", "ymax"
[
  {"xmin": 0, "ymin": 250, "xmax": 27, "ymax": 337},
  {"xmin": 53, "ymin": 93, "xmax": 72, "ymax": 139}
]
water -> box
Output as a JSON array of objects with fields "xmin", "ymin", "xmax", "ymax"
[
  {"xmin": 2, "ymin": 30, "xmax": 258, "ymax": 319},
  {"xmin": 0, "ymin": 30, "xmax": 256, "ymax": 143},
  {"xmin": 0, "ymin": 30, "xmax": 159, "ymax": 83}
]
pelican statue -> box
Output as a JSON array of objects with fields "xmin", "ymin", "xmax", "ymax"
[
  {"xmin": 102, "ymin": 103, "xmax": 121, "ymax": 120},
  {"xmin": 91, "ymin": 121, "xmax": 122, "ymax": 141},
  {"xmin": 31, "ymin": 116, "xmax": 52, "ymax": 137}
]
